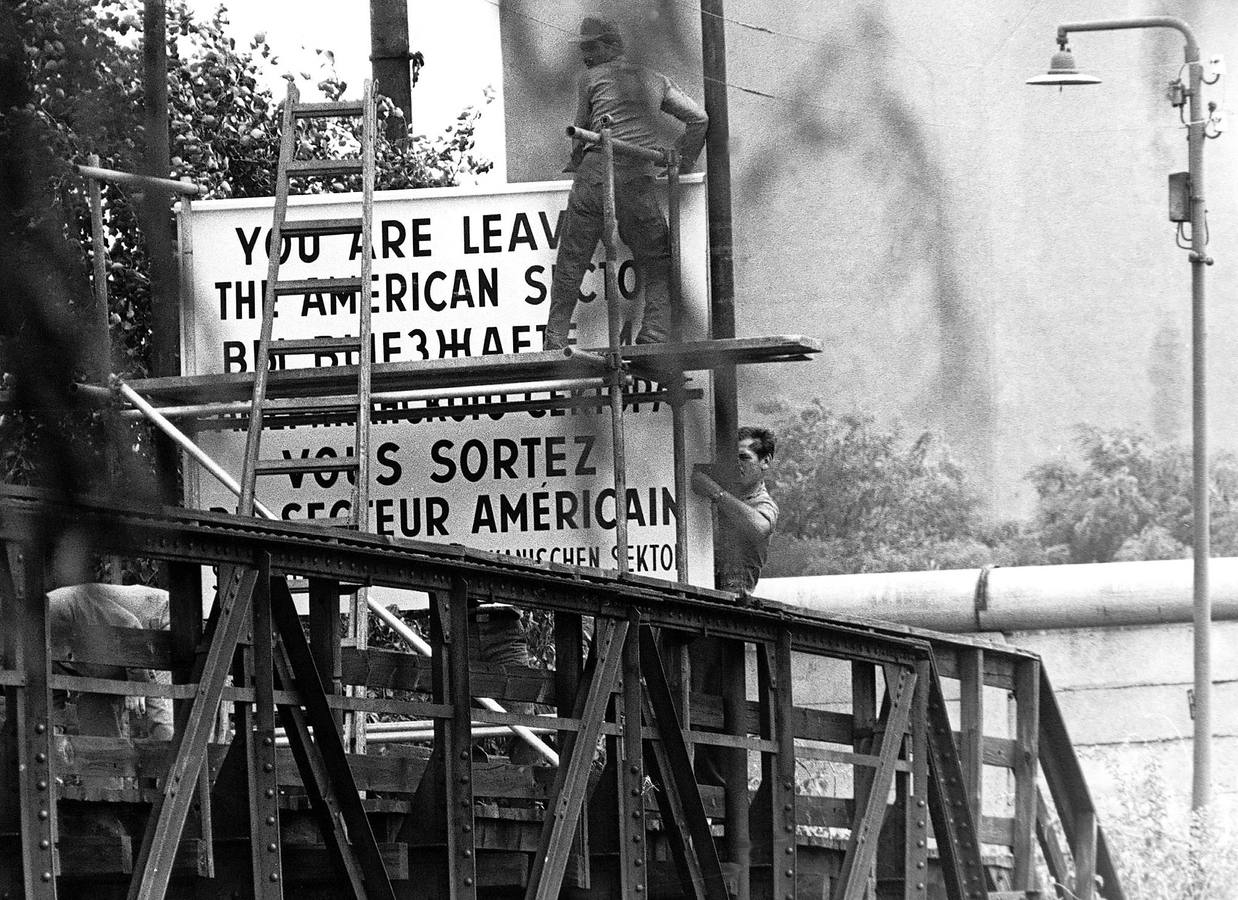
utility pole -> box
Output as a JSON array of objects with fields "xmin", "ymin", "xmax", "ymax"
[
  {"xmin": 143, "ymin": 0, "xmax": 180, "ymax": 507},
  {"xmin": 370, "ymin": 0, "xmax": 413, "ymax": 139},
  {"xmin": 700, "ymin": 4, "xmax": 749, "ymax": 899},
  {"xmin": 701, "ymin": 0, "xmax": 738, "ymax": 450}
]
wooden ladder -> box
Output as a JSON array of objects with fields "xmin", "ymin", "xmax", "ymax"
[{"xmin": 238, "ymin": 79, "xmax": 377, "ymax": 528}]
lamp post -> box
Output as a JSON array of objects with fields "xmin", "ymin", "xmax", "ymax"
[{"xmin": 1028, "ymin": 17, "xmax": 1216, "ymax": 811}]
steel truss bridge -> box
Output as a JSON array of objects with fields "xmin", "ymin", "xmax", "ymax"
[{"xmin": 0, "ymin": 487, "xmax": 1120, "ymax": 899}]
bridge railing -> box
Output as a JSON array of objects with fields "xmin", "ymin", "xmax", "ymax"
[{"xmin": 0, "ymin": 487, "xmax": 1118, "ymax": 900}]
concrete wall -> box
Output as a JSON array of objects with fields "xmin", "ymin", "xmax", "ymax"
[{"xmin": 498, "ymin": 0, "xmax": 1238, "ymax": 513}]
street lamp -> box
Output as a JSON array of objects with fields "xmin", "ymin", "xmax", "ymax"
[{"xmin": 1029, "ymin": 17, "xmax": 1218, "ymax": 811}]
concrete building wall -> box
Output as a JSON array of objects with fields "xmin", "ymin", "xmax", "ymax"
[{"xmin": 498, "ymin": 0, "xmax": 1238, "ymax": 513}]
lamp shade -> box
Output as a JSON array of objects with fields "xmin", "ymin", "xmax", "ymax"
[{"xmin": 1026, "ymin": 49, "xmax": 1102, "ymax": 86}]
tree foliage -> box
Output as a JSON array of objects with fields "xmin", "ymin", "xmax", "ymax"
[
  {"xmin": 762, "ymin": 403, "xmax": 1238, "ymax": 577},
  {"xmin": 1, "ymin": 0, "xmax": 492, "ymax": 487},
  {"xmin": 761, "ymin": 400, "xmax": 994, "ymax": 576},
  {"xmin": 1027, "ymin": 425, "xmax": 1238, "ymax": 564}
]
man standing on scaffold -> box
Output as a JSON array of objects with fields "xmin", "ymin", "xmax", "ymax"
[{"xmin": 541, "ymin": 16, "xmax": 708, "ymax": 351}]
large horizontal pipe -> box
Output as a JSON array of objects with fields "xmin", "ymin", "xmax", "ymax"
[{"xmin": 758, "ymin": 557, "xmax": 1238, "ymax": 633}]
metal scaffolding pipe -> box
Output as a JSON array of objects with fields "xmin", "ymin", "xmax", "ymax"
[
  {"xmin": 76, "ymin": 163, "xmax": 203, "ymax": 197},
  {"xmin": 565, "ymin": 124, "xmax": 666, "ymax": 165},
  {"xmin": 108, "ymin": 376, "xmax": 627, "ymax": 421},
  {"xmin": 117, "ymin": 377, "xmax": 560, "ymax": 766},
  {"xmin": 367, "ymin": 598, "xmax": 560, "ymax": 766},
  {"xmin": 759, "ymin": 557, "xmax": 1238, "ymax": 633},
  {"xmin": 113, "ymin": 378, "xmax": 278, "ymax": 519}
]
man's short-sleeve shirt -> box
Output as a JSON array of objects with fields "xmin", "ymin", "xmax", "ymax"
[{"xmin": 715, "ymin": 483, "xmax": 779, "ymax": 596}]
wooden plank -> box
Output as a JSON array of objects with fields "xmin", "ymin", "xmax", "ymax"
[
  {"xmin": 126, "ymin": 336, "xmax": 825, "ymax": 405},
  {"xmin": 50, "ymin": 624, "xmax": 173, "ymax": 670},
  {"xmin": 958, "ymin": 647, "xmax": 984, "ymax": 826},
  {"xmin": 340, "ymin": 645, "xmax": 554, "ymax": 703},
  {"xmin": 1011, "ymin": 659, "xmax": 1040, "ymax": 890},
  {"xmin": 1035, "ymin": 789, "xmax": 1073, "ymax": 898}
]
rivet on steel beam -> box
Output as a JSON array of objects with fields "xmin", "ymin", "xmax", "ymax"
[
  {"xmin": 463, "ymin": 825, "xmax": 472, "ymax": 833},
  {"xmin": 783, "ymin": 781, "xmax": 793, "ymax": 790},
  {"xmin": 635, "ymin": 887, "xmax": 643, "ymax": 893},
  {"xmin": 785, "ymin": 872, "xmax": 794, "ymax": 880},
  {"xmin": 464, "ymin": 878, "xmax": 473, "ymax": 887},
  {"xmin": 917, "ymin": 861, "xmax": 926, "ymax": 869},
  {"xmin": 265, "ymin": 789, "xmax": 275, "ymax": 798},
  {"xmin": 35, "ymin": 722, "xmax": 46, "ymax": 734},
  {"xmin": 633, "ymin": 835, "xmax": 642, "ymax": 843},
  {"xmin": 785, "ymin": 824, "xmax": 794, "ymax": 832},
  {"xmin": 270, "ymin": 873, "xmax": 279, "ymax": 882},
  {"xmin": 460, "ymin": 751, "xmax": 469, "ymax": 760},
  {"xmin": 916, "ymin": 840, "xmax": 925, "ymax": 848},
  {"xmin": 35, "ymin": 753, "xmax": 46, "ymax": 763},
  {"xmin": 37, "ymin": 780, "xmax": 47, "ymax": 791},
  {"xmin": 263, "ymin": 763, "xmax": 274, "ymax": 773},
  {"xmin": 461, "ymin": 799, "xmax": 470, "ymax": 807},
  {"xmin": 785, "ymin": 846, "xmax": 793, "ymax": 854},
  {"xmin": 631, "ymin": 765, "xmax": 640, "ymax": 774},
  {"xmin": 784, "ymin": 803, "xmax": 792, "ymax": 811},
  {"xmin": 41, "ymin": 873, "xmax": 52, "ymax": 882},
  {"xmin": 266, "ymin": 816, "xmax": 276, "ymax": 825},
  {"xmin": 38, "ymin": 809, "xmax": 48, "ymax": 820},
  {"xmin": 917, "ymin": 819, "xmax": 925, "ymax": 827},
  {"xmin": 460, "ymin": 775, "xmax": 470, "ymax": 784},
  {"xmin": 463, "ymin": 849, "xmax": 472, "ymax": 858},
  {"xmin": 268, "ymin": 843, "xmax": 277, "ymax": 852},
  {"xmin": 263, "ymin": 737, "xmax": 273, "ymax": 746},
  {"xmin": 39, "ymin": 840, "xmax": 49, "ymax": 850}
]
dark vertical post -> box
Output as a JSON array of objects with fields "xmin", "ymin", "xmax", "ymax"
[
  {"xmin": 142, "ymin": 0, "xmax": 180, "ymax": 506},
  {"xmin": 554, "ymin": 612, "xmax": 590, "ymax": 887},
  {"xmin": 308, "ymin": 578, "xmax": 343, "ymax": 729},
  {"xmin": 9, "ymin": 545, "xmax": 58, "ymax": 899},
  {"xmin": 722, "ymin": 639, "xmax": 749, "ymax": 900},
  {"xmin": 248, "ymin": 560, "xmax": 284, "ymax": 896},
  {"xmin": 700, "ymin": 0, "xmax": 738, "ymax": 449},
  {"xmin": 370, "ymin": 0, "xmax": 412, "ymax": 138}
]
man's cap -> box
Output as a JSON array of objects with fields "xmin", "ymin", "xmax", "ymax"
[{"xmin": 570, "ymin": 16, "xmax": 622, "ymax": 46}]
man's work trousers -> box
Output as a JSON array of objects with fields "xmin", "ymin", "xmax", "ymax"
[{"xmin": 543, "ymin": 159, "xmax": 672, "ymax": 349}]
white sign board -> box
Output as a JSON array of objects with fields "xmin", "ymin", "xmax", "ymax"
[{"xmin": 180, "ymin": 179, "xmax": 714, "ymax": 584}]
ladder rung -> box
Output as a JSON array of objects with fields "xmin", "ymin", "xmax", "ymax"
[
  {"xmin": 274, "ymin": 277, "xmax": 363, "ymax": 295},
  {"xmin": 280, "ymin": 217, "xmax": 363, "ymax": 237},
  {"xmin": 287, "ymin": 158, "xmax": 362, "ymax": 177},
  {"xmin": 267, "ymin": 337, "xmax": 362, "ymax": 356},
  {"xmin": 263, "ymin": 395, "xmax": 361, "ymax": 414},
  {"xmin": 293, "ymin": 100, "xmax": 364, "ymax": 119},
  {"xmin": 255, "ymin": 457, "xmax": 359, "ymax": 475}
]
